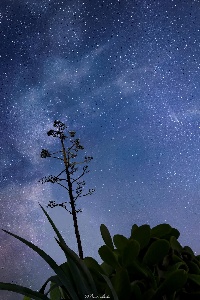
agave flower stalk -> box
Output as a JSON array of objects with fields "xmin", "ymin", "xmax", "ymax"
[{"xmin": 40, "ymin": 120, "xmax": 94, "ymax": 260}]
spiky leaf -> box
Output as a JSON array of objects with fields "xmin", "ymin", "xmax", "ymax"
[
  {"xmin": 2, "ymin": 229, "xmax": 79, "ymax": 300},
  {"xmin": 39, "ymin": 275, "xmax": 61, "ymax": 294},
  {"xmin": 0, "ymin": 283, "xmax": 50, "ymax": 300},
  {"xmin": 55, "ymin": 238, "xmax": 97, "ymax": 295}
]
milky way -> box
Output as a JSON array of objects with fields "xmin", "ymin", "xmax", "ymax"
[{"xmin": 1, "ymin": 1, "xmax": 200, "ymax": 299}]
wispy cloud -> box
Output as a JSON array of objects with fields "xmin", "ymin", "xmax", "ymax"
[{"xmin": 0, "ymin": 182, "xmax": 51, "ymax": 244}]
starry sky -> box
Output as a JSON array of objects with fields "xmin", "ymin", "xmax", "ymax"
[{"xmin": 1, "ymin": 0, "xmax": 200, "ymax": 299}]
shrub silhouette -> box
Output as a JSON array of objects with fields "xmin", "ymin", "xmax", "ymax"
[
  {"xmin": 91, "ymin": 223, "xmax": 200, "ymax": 299},
  {"xmin": 1, "ymin": 215, "xmax": 200, "ymax": 299}
]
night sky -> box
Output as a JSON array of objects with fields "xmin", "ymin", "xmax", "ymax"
[{"xmin": 1, "ymin": 0, "xmax": 200, "ymax": 299}]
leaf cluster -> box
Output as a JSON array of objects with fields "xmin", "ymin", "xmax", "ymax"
[{"xmin": 94, "ymin": 223, "xmax": 200, "ymax": 299}]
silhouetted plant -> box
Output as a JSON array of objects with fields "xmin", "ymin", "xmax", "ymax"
[
  {"xmin": 85, "ymin": 223, "xmax": 200, "ymax": 299},
  {"xmin": 2, "ymin": 207, "xmax": 200, "ymax": 299},
  {"xmin": 39, "ymin": 120, "xmax": 94, "ymax": 260},
  {"xmin": 0, "ymin": 205, "xmax": 117, "ymax": 300}
]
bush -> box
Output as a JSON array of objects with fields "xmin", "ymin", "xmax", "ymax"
[
  {"xmin": 1, "ymin": 207, "xmax": 200, "ymax": 299},
  {"xmin": 87, "ymin": 223, "xmax": 200, "ymax": 299}
]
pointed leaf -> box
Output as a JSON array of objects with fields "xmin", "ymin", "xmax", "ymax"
[
  {"xmin": 55, "ymin": 238, "xmax": 98, "ymax": 294},
  {"xmin": 67, "ymin": 257, "xmax": 92, "ymax": 296},
  {"xmin": 44, "ymin": 277, "xmax": 63, "ymax": 297},
  {"xmin": 39, "ymin": 276, "xmax": 60, "ymax": 294},
  {"xmin": 39, "ymin": 204, "xmax": 68, "ymax": 260},
  {"xmin": 0, "ymin": 282, "xmax": 50, "ymax": 300},
  {"xmin": 100, "ymin": 224, "xmax": 114, "ymax": 250},
  {"xmin": 2, "ymin": 229, "xmax": 79, "ymax": 300}
]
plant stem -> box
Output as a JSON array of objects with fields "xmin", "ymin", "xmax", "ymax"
[{"xmin": 60, "ymin": 138, "xmax": 84, "ymax": 260}]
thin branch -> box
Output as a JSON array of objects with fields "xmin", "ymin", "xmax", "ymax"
[
  {"xmin": 83, "ymin": 188, "xmax": 95, "ymax": 197},
  {"xmin": 56, "ymin": 182, "xmax": 69, "ymax": 191},
  {"xmin": 56, "ymin": 169, "xmax": 66, "ymax": 177},
  {"xmin": 72, "ymin": 171, "xmax": 85, "ymax": 183},
  {"xmin": 51, "ymin": 156, "xmax": 64, "ymax": 161},
  {"xmin": 51, "ymin": 150, "xmax": 63, "ymax": 155}
]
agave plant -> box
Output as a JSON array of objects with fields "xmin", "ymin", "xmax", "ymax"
[{"xmin": 0, "ymin": 204, "xmax": 118, "ymax": 300}]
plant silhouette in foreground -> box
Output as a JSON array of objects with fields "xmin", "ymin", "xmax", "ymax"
[
  {"xmin": 39, "ymin": 120, "xmax": 94, "ymax": 260},
  {"xmin": 95, "ymin": 223, "xmax": 200, "ymax": 299},
  {"xmin": 2, "ymin": 213, "xmax": 200, "ymax": 299},
  {"xmin": 0, "ymin": 205, "xmax": 118, "ymax": 300}
]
